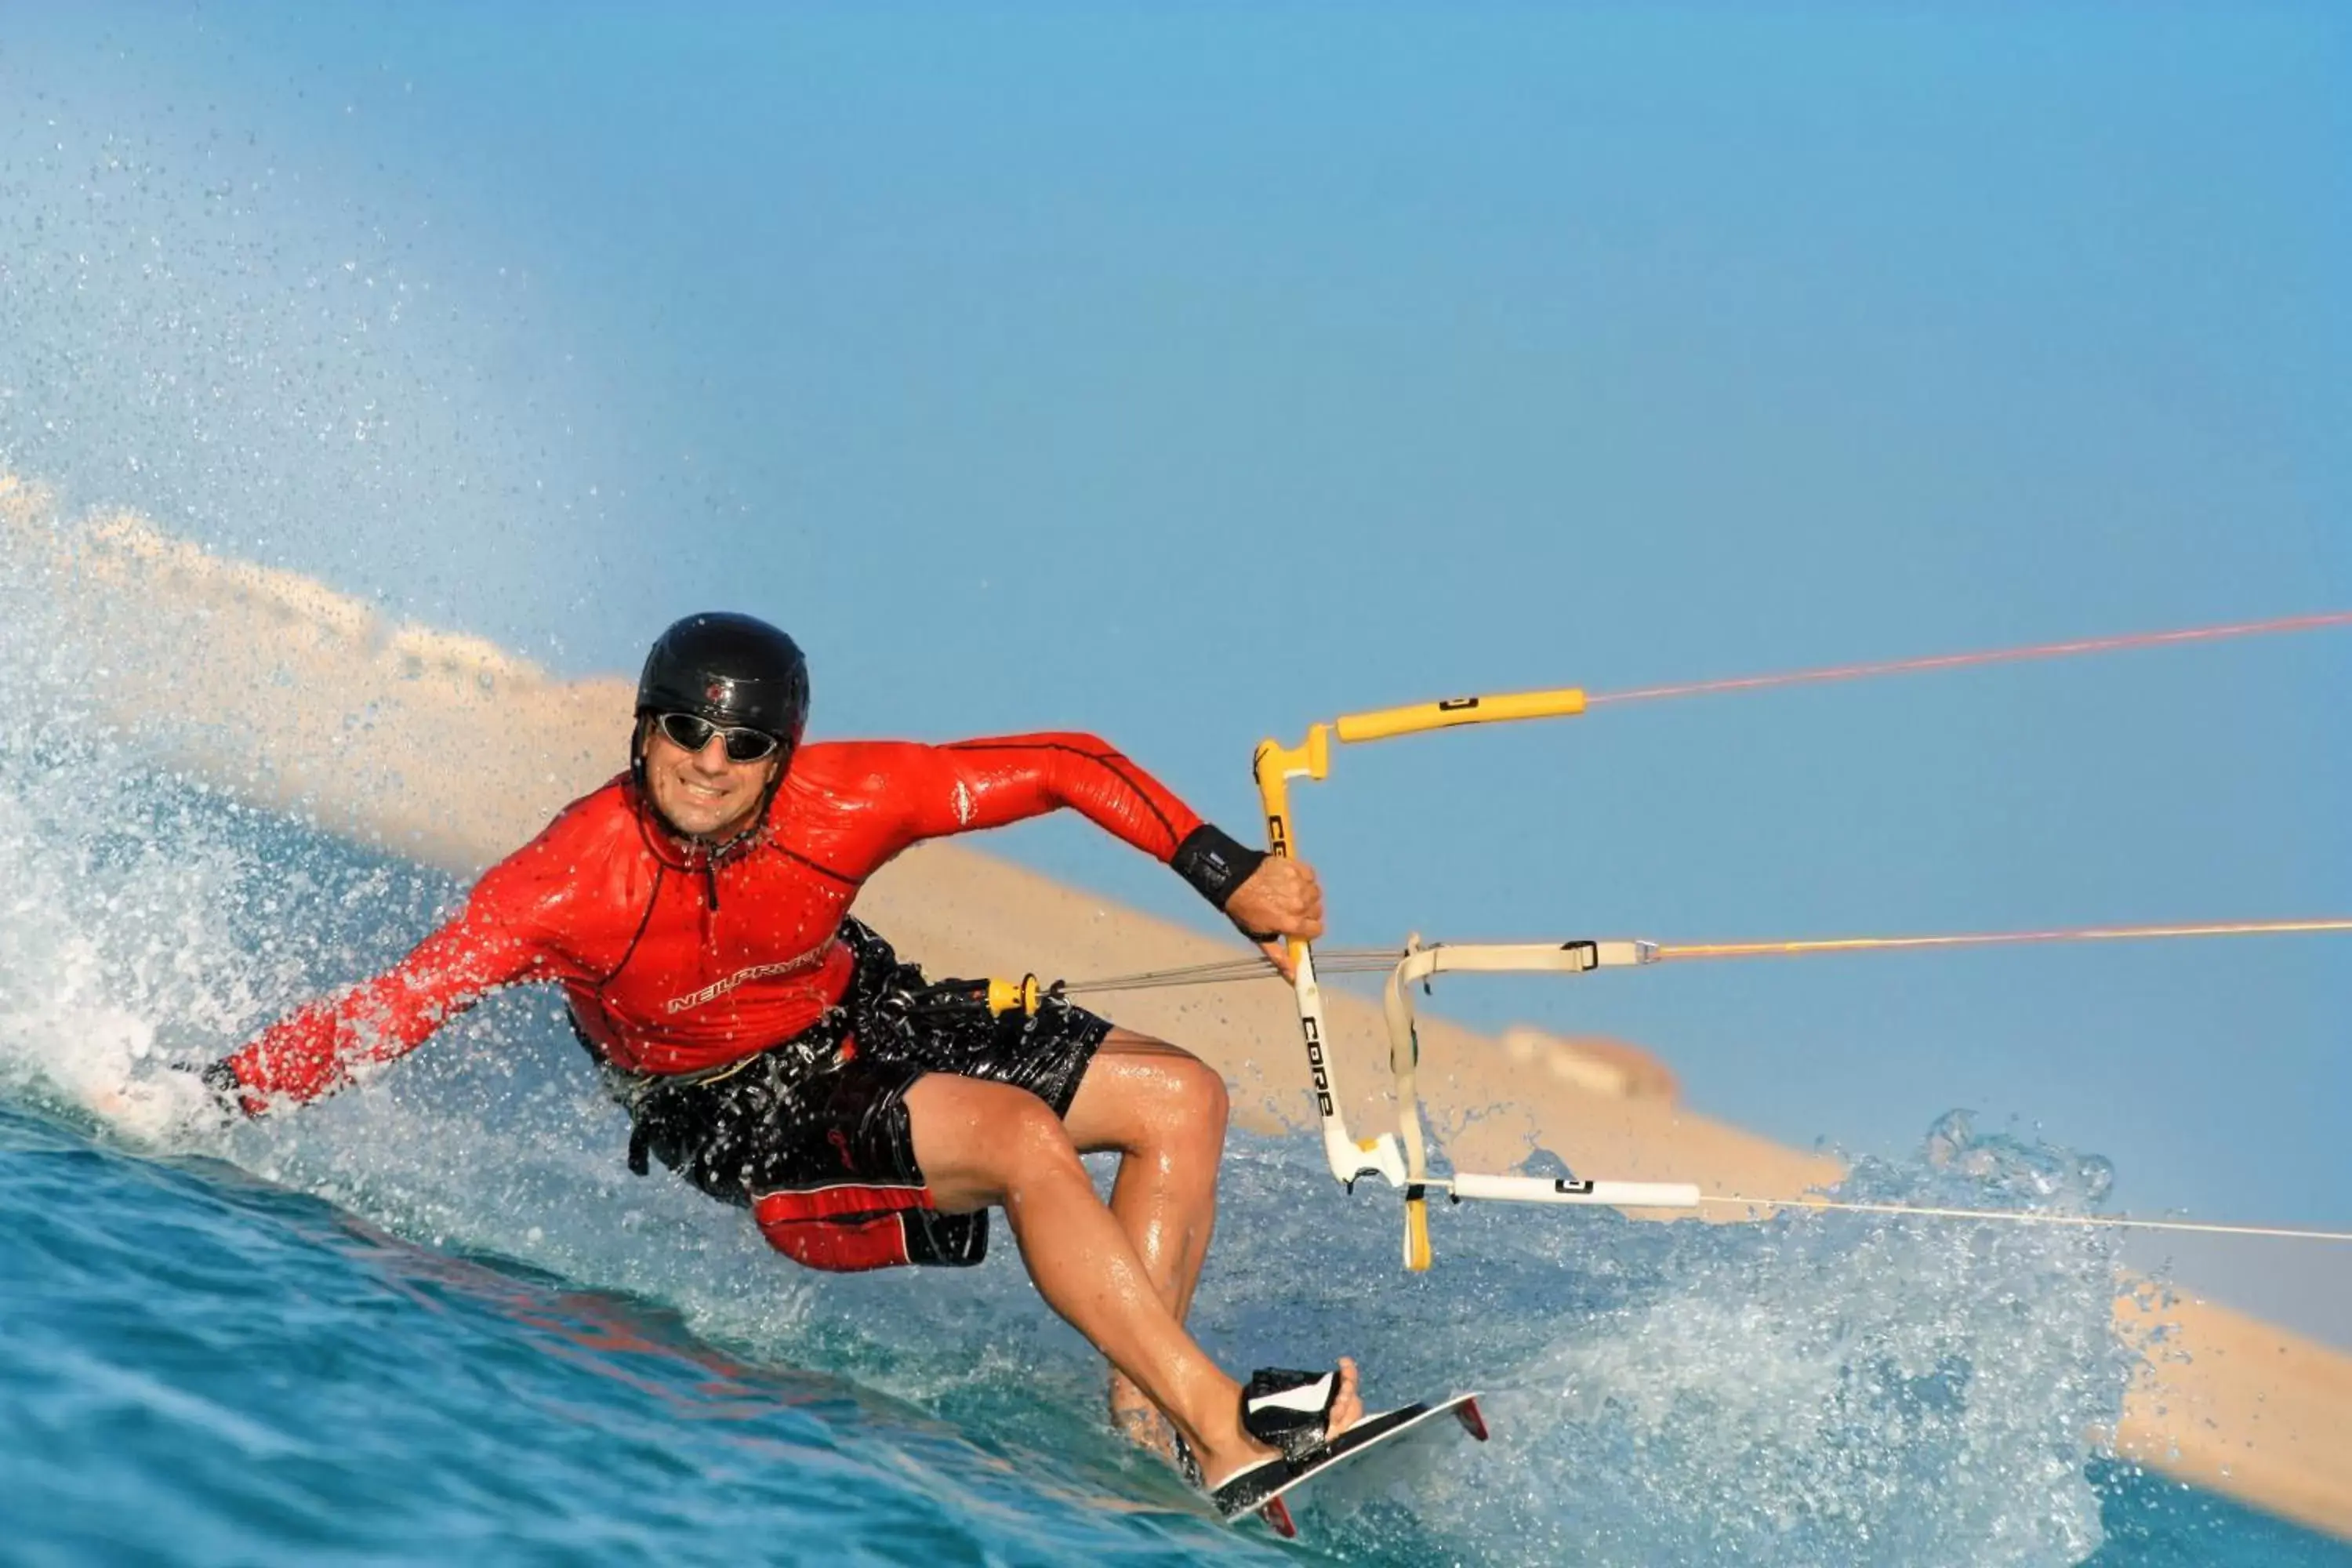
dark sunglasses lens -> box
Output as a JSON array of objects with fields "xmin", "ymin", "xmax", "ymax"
[{"xmin": 658, "ymin": 711, "xmax": 780, "ymax": 762}]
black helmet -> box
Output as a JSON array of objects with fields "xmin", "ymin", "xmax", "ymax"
[{"xmin": 636, "ymin": 612, "xmax": 811, "ymax": 752}]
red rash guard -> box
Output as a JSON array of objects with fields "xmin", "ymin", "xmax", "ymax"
[{"xmin": 223, "ymin": 735, "xmax": 1207, "ymax": 1104}]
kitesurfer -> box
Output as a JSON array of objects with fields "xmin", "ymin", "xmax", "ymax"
[{"xmin": 198, "ymin": 611, "xmax": 1360, "ymax": 1490}]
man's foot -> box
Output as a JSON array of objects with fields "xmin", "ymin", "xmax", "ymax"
[{"xmin": 1197, "ymin": 1357, "xmax": 1363, "ymax": 1490}]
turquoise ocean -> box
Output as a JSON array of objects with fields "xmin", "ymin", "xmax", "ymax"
[{"xmin": 0, "ymin": 703, "xmax": 2343, "ymax": 1565}]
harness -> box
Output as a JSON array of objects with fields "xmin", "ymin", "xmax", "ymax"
[
  {"xmin": 590, "ymin": 1011, "xmax": 856, "ymax": 1178},
  {"xmin": 570, "ymin": 917, "xmax": 1016, "ymax": 1184}
]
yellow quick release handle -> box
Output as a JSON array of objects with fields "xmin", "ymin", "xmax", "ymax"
[
  {"xmin": 1251, "ymin": 726, "xmax": 1327, "ymax": 867},
  {"xmin": 984, "ymin": 975, "xmax": 1044, "ymax": 1017}
]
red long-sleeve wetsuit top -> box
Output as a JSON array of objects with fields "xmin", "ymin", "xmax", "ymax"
[{"xmin": 222, "ymin": 735, "xmax": 1206, "ymax": 1104}]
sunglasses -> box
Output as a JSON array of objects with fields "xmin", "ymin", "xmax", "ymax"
[{"xmin": 652, "ymin": 711, "xmax": 786, "ymax": 763}]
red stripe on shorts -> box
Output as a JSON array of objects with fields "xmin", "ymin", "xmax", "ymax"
[
  {"xmin": 752, "ymin": 1181, "xmax": 932, "ymax": 1225},
  {"xmin": 756, "ymin": 1210, "xmax": 914, "ymax": 1272}
]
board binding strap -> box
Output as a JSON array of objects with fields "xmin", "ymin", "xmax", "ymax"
[{"xmin": 1212, "ymin": 1375, "xmax": 1488, "ymax": 1538}]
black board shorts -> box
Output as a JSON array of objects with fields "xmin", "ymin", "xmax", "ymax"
[{"xmin": 605, "ymin": 920, "xmax": 1110, "ymax": 1273}]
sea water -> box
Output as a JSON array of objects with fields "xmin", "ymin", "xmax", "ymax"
[{"xmin": 0, "ymin": 662, "xmax": 2346, "ymax": 1566}]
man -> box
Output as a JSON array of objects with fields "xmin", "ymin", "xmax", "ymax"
[{"xmin": 201, "ymin": 611, "xmax": 1360, "ymax": 1496}]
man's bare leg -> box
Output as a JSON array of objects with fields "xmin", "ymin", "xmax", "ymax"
[
  {"xmin": 1060, "ymin": 1029, "xmax": 1229, "ymax": 1454},
  {"xmin": 905, "ymin": 1071, "xmax": 1359, "ymax": 1485}
]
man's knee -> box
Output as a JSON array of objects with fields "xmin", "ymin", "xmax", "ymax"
[
  {"xmin": 1062, "ymin": 1035, "xmax": 1232, "ymax": 1158},
  {"xmin": 908, "ymin": 1076, "xmax": 1083, "ymax": 1203},
  {"xmin": 1002, "ymin": 1090, "xmax": 1086, "ymax": 1170},
  {"xmin": 975, "ymin": 1088, "xmax": 1098, "ymax": 1198},
  {"xmin": 1123, "ymin": 1041, "xmax": 1230, "ymax": 1147},
  {"xmin": 1169, "ymin": 1049, "xmax": 1230, "ymax": 1130}
]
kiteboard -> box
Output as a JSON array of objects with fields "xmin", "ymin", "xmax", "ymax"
[{"xmin": 1214, "ymin": 1391, "xmax": 1487, "ymax": 1538}]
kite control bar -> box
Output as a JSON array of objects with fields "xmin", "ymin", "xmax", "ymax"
[
  {"xmin": 1252, "ymin": 684, "xmax": 1591, "ymax": 1192},
  {"xmin": 1235, "ymin": 616, "xmax": 2352, "ymax": 1264},
  {"xmin": 1254, "ymin": 687, "xmax": 1704, "ymax": 1265}
]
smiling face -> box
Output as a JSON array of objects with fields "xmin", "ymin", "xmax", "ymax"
[{"xmin": 640, "ymin": 716, "xmax": 782, "ymax": 841}]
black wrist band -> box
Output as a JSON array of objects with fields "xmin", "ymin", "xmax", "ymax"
[{"xmin": 1171, "ymin": 823, "xmax": 1267, "ymax": 911}]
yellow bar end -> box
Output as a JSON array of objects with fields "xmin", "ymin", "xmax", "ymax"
[
  {"xmin": 1334, "ymin": 686, "xmax": 1587, "ymax": 745},
  {"xmin": 1404, "ymin": 1197, "xmax": 1432, "ymax": 1272}
]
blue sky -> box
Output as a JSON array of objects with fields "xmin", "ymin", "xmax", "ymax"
[{"xmin": 3, "ymin": 4, "xmax": 2345, "ymax": 1330}]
